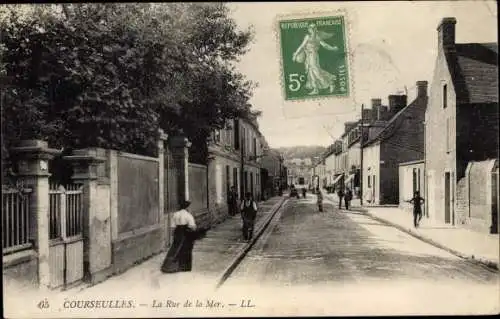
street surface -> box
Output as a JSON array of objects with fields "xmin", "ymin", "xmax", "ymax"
[
  {"xmin": 7, "ymin": 196, "xmax": 498, "ymax": 317},
  {"xmin": 219, "ymin": 195, "xmax": 499, "ymax": 316}
]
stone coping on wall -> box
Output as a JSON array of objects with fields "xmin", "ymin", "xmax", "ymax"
[{"xmin": 3, "ymin": 249, "xmax": 37, "ymax": 269}]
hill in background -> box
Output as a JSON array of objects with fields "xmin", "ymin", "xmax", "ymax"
[{"xmin": 275, "ymin": 145, "xmax": 326, "ymax": 160}]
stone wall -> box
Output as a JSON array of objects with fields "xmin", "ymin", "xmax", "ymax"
[
  {"xmin": 454, "ymin": 159, "xmax": 498, "ymax": 233},
  {"xmin": 111, "ymin": 226, "xmax": 163, "ymax": 275},
  {"xmin": 3, "ymin": 250, "xmax": 38, "ymax": 292}
]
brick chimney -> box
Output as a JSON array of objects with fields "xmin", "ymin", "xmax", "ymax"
[
  {"xmin": 437, "ymin": 17, "xmax": 456, "ymax": 52},
  {"xmin": 334, "ymin": 140, "xmax": 342, "ymax": 153},
  {"xmin": 416, "ymin": 80, "xmax": 428, "ymax": 98},
  {"xmin": 371, "ymin": 98, "xmax": 382, "ymax": 120},
  {"xmin": 388, "ymin": 95, "xmax": 407, "ymax": 115},
  {"xmin": 362, "ymin": 109, "xmax": 373, "ymax": 123},
  {"xmin": 344, "ymin": 121, "xmax": 357, "ymax": 133},
  {"xmin": 371, "ymin": 98, "xmax": 382, "ymax": 108}
]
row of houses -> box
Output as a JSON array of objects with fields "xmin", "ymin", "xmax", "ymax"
[
  {"xmin": 2, "ymin": 116, "xmax": 287, "ymax": 291},
  {"xmin": 312, "ymin": 17, "xmax": 499, "ymax": 234},
  {"xmin": 285, "ymin": 157, "xmax": 314, "ymax": 188},
  {"xmin": 208, "ymin": 117, "xmax": 287, "ymax": 221}
]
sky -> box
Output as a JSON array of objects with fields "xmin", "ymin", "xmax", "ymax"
[{"xmin": 229, "ymin": 1, "xmax": 497, "ymax": 148}]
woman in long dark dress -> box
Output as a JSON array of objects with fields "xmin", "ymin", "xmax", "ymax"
[{"xmin": 161, "ymin": 200, "xmax": 202, "ymax": 273}]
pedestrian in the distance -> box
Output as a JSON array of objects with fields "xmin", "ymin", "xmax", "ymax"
[
  {"xmin": 337, "ymin": 187, "xmax": 344, "ymax": 209},
  {"xmin": 316, "ymin": 187, "xmax": 323, "ymax": 212},
  {"xmin": 227, "ymin": 186, "xmax": 238, "ymax": 217},
  {"xmin": 301, "ymin": 187, "xmax": 307, "ymax": 199},
  {"xmin": 240, "ymin": 192, "xmax": 258, "ymax": 242},
  {"xmin": 161, "ymin": 200, "xmax": 206, "ymax": 273},
  {"xmin": 344, "ymin": 187, "xmax": 353, "ymax": 210},
  {"xmin": 407, "ymin": 191, "xmax": 425, "ymax": 228}
]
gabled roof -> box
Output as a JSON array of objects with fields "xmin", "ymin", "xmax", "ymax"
[
  {"xmin": 448, "ymin": 42, "xmax": 498, "ymax": 104},
  {"xmin": 363, "ymin": 99, "xmax": 419, "ymax": 147}
]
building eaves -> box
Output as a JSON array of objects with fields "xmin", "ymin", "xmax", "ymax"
[{"xmin": 363, "ymin": 98, "xmax": 418, "ymax": 147}]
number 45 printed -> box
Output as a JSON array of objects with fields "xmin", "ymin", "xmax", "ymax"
[{"xmin": 278, "ymin": 15, "xmax": 349, "ymax": 101}]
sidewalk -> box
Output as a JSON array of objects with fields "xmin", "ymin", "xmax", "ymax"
[
  {"xmin": 190, "ymin": 196, "xmax": 286, "ymax": 277},
  {"xmin": 323, "ymin": 192, "xmax": 500, "ymax": 270},
  {"xmin": 61, "ymin": 196, "xmax": 287, "ymax": 296}
]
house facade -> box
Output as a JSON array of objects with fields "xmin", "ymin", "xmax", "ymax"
[
  {"xmin": 362, "ymin": 81, "xmax": 428, "ymax": 205},
  {"xmin": 425, "ymin": 17, "xmax": 498, "ymax": 230},
  {"xmin": 261, "ymin": 147, "xmax": 285, "ymax": 199},
  {"xmin": 346, "ymin": 123, "xmax": 362, "ymax": 196},
  {"xmin": 336, "ymin": 122, "xmax": 357, "ymax": 193},
  {"xmin": 286, "ymin": 158, "xmax": 313, "ymax": 188},
  {"xmin": 399, "ymin": 160, "xmax": 425, "ymax": 211},
  {"xmin": 208, "ymin": 117, "xmax": 264, "ymax": 222},
  {"xmin": 324, "ymin": 141, "xmax": 342, "ymax": 190},
  {"xmin": 333, "ymin": 140, "xmax": 344, "ymax": 187},
  {"xmin": 312, "ymin": 157, "xmax": 327, "ymax": 189}
]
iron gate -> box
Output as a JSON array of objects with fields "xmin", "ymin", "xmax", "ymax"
[{"xmin": 48, "ymin": 184, "xmax": 84, "ymax": 289}]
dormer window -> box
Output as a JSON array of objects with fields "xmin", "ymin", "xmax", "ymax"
[{"xmin": 442, "ymin": 84, "xmax": 448, "ymax": 108}]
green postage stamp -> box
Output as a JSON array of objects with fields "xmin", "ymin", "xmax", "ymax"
[{"xmin": 277, "ymin": 14, "xmax": 350, "ymax": 101}]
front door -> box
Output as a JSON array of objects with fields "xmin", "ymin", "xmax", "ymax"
[{"xmin": 444, "ymin": 172, "xmax": 451, "ymax": 224}]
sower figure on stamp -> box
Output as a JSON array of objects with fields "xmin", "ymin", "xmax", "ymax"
[
  {"xmin": 240, "ymin": 192, "xmax": 258, "ymax": 242},
  {"xmin": 292, "ymin": 23, "xmax": 338, "ymax": 95},
  {"xmin": 407, "ymin": 191, "xmax": 425, "ymax": 228},
  {"xmin": 161, "ymin": 200, "xmax": 206, "ymax": 273}
]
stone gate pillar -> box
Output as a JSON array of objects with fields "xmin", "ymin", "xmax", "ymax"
[
  {"xmin": 169, "ymin": 136, "xmax": 191, "ymax": 205},
  {"xmin": 64, "ymin": 148, "xmax": 109, "ymax": 284},
  {"xmin": 10, "ymin": 140, "xmax": 61, "ymax": 290},
  {"xmin": 157, "ymin": 129, "xmax": 169, "ymax": 246}
]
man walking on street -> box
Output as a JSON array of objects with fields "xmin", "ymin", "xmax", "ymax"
[
  {"xmin": 316, "ymin": 187, "xmax": 324, "ymax": 212},
  {"xmin": 407, "ymin": 191, "xmax": 425, "ymax": 228},
  {"xmin": 337, "ymin": 187, "xmax": 344, "ymax": 209},
  {"xmin": 344, "ymin": 187, "xmax": 353, "ymax": 210},
  {"xmin": 227, "ymin": 186, "xmax": 238, "ymax": 217},
  {"xmin": 240, "ymin": 192, "xmax": 258, "ymax": 242}
]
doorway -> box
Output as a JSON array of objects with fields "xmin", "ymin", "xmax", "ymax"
[{"xmin": 444, "ymin": 172, "xmax": 451, "ymax": 224}]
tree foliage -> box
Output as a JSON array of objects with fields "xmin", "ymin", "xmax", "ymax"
[{"xmin": 1, "ymin": 3, "xmax": 257, "ymax": 166}]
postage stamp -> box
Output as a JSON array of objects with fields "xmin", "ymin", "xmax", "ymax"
[{"xmin": 277, "ymin": 14, "xmax": 350, "ymax": 101}]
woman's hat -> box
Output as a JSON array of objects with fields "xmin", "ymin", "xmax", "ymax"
[{"xmin": 180, "ymin": 200, "xmax": 191, "ymax": 209}]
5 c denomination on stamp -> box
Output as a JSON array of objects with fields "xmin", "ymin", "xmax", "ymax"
[{"xmin": 277, "ymin": 14, "xmax": 350, "ymax": 101}]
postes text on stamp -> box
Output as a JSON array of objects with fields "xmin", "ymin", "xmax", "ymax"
[{"xmin": 278, "ymin": 15, "xmax": 349, "ymax": 101}]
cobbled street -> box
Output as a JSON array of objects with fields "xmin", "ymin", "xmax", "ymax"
[{"xmin": 219, "ymin": 195, "xmax": 499, "ymax": 316}]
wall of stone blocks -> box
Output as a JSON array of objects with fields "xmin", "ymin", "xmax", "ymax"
[{"xmin": 454, "ymin": 160, "xmax": 498, "ymax": 233}]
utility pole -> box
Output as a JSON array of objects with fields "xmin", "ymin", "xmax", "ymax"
[{"xmin": 360, "ymin": 104, "xmax": 364, "ymax": 206}]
